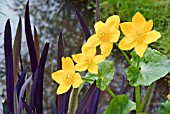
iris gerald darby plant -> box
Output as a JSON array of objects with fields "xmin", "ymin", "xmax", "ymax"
[
  {"xmin": 118, "ymin": 12, "xmax": 161, "ymax": 58},
  {"xmin": 52, "ymin": 57, "xmax": 83, "ymax": 94}
]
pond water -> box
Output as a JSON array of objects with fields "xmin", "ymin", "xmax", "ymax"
[{"xmin": 0, "ymin": 0, "xmax": 169, "ymax": 114}]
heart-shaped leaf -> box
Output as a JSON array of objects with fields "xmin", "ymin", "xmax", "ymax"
[
  {"xmin": 104, "ymin": 94, "xmax": 136, "ymax": 114},
  {"xmin": 127, "ymin": 48, "xmax": 170, "ymax": 86},
  {"xmin": 85, "ymin": 60, "xmax": 114, "ymax": 90},
  {"xmin": 158, "ymin": 100, "xmax": 170, "ymax": 114}
]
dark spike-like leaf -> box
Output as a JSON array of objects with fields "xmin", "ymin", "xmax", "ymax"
[
  {"xmin": 29, "ymin": 68, "xmax": 39, "ymax": 109},
  {"xmin": 4, "ymin": 19, "xmax": 14, "ymax": 114},
  {"xmin": 95, "ymin": 0, "xmax": 100, "ymax": 22},
  {"xmin": 75, "ymin": 9, "xmax": 91, "ymax": 41},
  {"xmin": 130, "ymin": 88, "xmax": 136, "ymax": 114},
  {"xmin": 2, "ymin": 100, "xmax": 9, "ymax": 114},
  {"xmin": 76, "ymin": 82, "xmax": 97, "ymax": 114},
  {"xmin": 20, "ymin": 55, "xmax": 24, "ymax": 71},
  {"xmin": 35, "ymin": 43, "xmax": 50, "ymax": 114},
  {"xmin": 119, "ymin": 75, "xmax": 125, "ymax": 94},
  {"xmin": 25, "ymin": 1, "xmax": 38, "ymax": 74},
  {"xmin": 13, "ymin": 17, "xmax": 22, "ymax": 86},
  {"xmin": 34, "ymin": 26, "xmax": 40, "ymax": 64},
  {"xmin": 52, "ymin": 96, "xmax": 58, "ymax": 114},
  {"xmin": 86, "ymin": 88, "xmax": 101, "ymax": 114},
  {"xmin": 18, "ymin": 75, "xmax": 32, "ymax": 114},
  {"xmin": 22, "ymin": 98, "xmax": 34, "ymax": 114},
  {"xmin": 16, "ymin": 68, "xmax": 27, "ymax": 100}
]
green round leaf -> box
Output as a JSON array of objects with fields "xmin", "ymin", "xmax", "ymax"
[
  {"xmin": 85, "ymin": 60, "xmax": 114, "ymax": 90},
  {"xmin": 158, "ymin": 100, "xmax": 170, "ymax": 114},
  {"xmin": 104, "ymin": 94, "xmax": 136, "ymax": 114},
  {"xmin": 127, "ymin": 48, "xmax": 170, "ymax": 86}
]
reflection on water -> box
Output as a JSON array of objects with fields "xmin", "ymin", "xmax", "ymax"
[{"xmin": 0, "ymin": 0, "xmax": 169, "ymax": 113}]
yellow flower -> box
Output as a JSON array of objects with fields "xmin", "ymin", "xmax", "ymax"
[
  {"xmin": 167, "ymin": 93, "xmax": 170, "ymax": 100},
  {"xmin": 72, "ymin": 43, "xmax": 105, "ymax": 74},
  {"xmin": 86, "ymin": 15, "xmax": 120, "ymax": 57},
  {"xmin": 51, "ymin": 57, "xmax": 83, "ymax": 95},
  {"xmin": 118, "ymin": 12, "xmax": 161, "ymax": 58}
]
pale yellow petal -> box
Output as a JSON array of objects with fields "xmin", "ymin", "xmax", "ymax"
[
  {"xmin": 109, "ymin": 29, "xmax": 120, "ymax": 42},
  {"xmin": 88, "ymin": 63, "xmax": 98, "ymax": 74},
  {"xmin": 81, "ymin": 43, "xmax": 96, "ymax": 57},
  {"xmin": 143, "ymin": 20, "xmax": 153, "ymax": 32},
  {"xmin": 75, "ymin": 63, "xmax": 88, "ymax": 72},
  {"xmin": 94, "ymin": 21, "xmax": 106, "ymax": 34},
  {"xmin": 100, "ymin": 42, "xmax": 113, "ymax": 57},
  {"xmin": 72, "ymin": 73, "xmax": 83, "ymax": 88},
  {"xmin": 92, "ymin": 55, "xmax": 105, "ymax": 64},
  {"xmin": 72, "ymin": 53, "xmax": 83, "ymax": 63},
  {"xmin": 118, "ymin": 37, "xmax": 136, "ymax": 50},
  {"xmin": 86, "ymin": 34, "xmax": 101, "ymax": 47},
  {"xmin": 62, "ymin": 57, "xmax": 75, "ymax": 73},
  {"xmin": 144, "ymin": 30, "xmax": 161, "ymax": 44},
  {"xmin": 57, "ymin": 84, "xmax": 71, "ymax": 95},
  {"xmin": 106, "ymin": 15, "xmax": 120, "ymax": 29},
  {"xmin": 51, "ymin": 70, "xmax": 65, "ymax": 84},
  {"xmin": 132, "ymin": 12, "xmax": 146, "ymax": 27},
  {"xmin": 135, "ymin": 43, "xmax": 148, "ymax": 58},
  {"xmin": 120, "ymin": 22, "xmax": 134, "ymax": 35}
]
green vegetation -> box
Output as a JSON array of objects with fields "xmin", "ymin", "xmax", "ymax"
[{"xmin": 88, "ymin": 0, "xmax": 170, "ymax": 57}]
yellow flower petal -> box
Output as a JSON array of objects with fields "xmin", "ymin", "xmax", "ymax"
[
  {"xmin": 94, "ymin": 21, "xmax": 106, "ymax": 34},
  {"xmin": 75, "ymin": 63, "xmax": 88, "ymax": 72},
  {"xmin": 118, "ymin": 36, "xmax": 136, "ymax": 50},
  {"xmin": 86, "ymin": 34, "xmax": 101, "ymax": 47},
  {"xmin": 144, "ymin": 30, "xmax": 161, "ymax": 44},
  {"xmin": 92, "ymin": 55, "xmax": 105, "ymax": 64},
  {"xmin": 51, "ymin": 70, "xmax": 64, "ymax": 84},
  {"xmin": 82, "ymin": 43, "xmax": 96, "ymax": 57},
  {"xmin": 72, "ymin": 73, "xmax": 83, "ymax": 88},
  {"xmin": 132, "ymin": 12, "xmax": 146, "ymax": 27},
  {"xmin": 57, "ymin": 84, "xmax": 71, "ymax": 95},
  {"xmin": 106, "ymin": 15, "xmax": 120, "ymax": 29},
  {"xmin": 135, "ymin": 43, "xmax": 148, "ymax": 58},
  {"xmin": 100, "ymin": 42, "xmax": 113, "ymax": 57},
  {"xmin": 109, "ymin": 29, "xmax": 120, "ymax": 42},
  {"xmin": 88, "ymin": 63, "xmax": 98, "ymax": 74},
  {"xmin": 62, "ymin": 57, "xmax": 75, "ymax": 73},
  {"xmin": 167, "ymin": 94, "xmax": 170, "ymax": 100},
  {"xmin": 72, "ymin": 53, "xmax": 83, "ymax": 63},
  {"xmin": 143, "ymin": 20, "xmax": 153, "ymax": 32},
  {"xmin": 120, "ymin": 22, "xmax": 134, "ymax": 35}
]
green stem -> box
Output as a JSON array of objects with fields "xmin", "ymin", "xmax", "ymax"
[
  {"xmin": 141, "ymin": 82, "xmax": 156, "ymax": 113},
  {"xmin": 68, "ymin": 88, "xmax": 79, "ymax": 114},
  {"xmin": 114, "ymin": 43, "xmax": 131, "ymax": 65},
  {"xmin": 135, "ymin": 86, "xmax": 141, "ymax": 114},
  {"xmin": 106, "ymin": 86, "xmax": 115, "ymax": 98}
]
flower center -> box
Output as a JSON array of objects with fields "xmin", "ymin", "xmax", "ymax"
[
  {"xmin": 98, "ymin": 28, "xmax": 109, "ymax": 40},
  {"xmin": 84, "ymin": 57, "xmax": 92, "ymax": 64},
  {"xmin": 63, "ymin": 73, "xmax": 74, "ymax": 83},
  {"xmin": 133, "ymin": 30, "xmax": 144, "ymax": 41}
]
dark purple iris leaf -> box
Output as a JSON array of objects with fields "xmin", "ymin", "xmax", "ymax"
[
  {"xmin": 35, "ymin": 43, "xmax": 50, "ymax": 114},
  {"xmin": 4, "ymin": 19, "xmax": 14, "ymax": 114},
  {"xmin": 86, "ymin": 88, "xmax": 101, "ymax": 114},
  {"xmin": 119, "ymin": 75, "xmax": 125, "ymax": 94},
  {"xmin": 25, "ymin": 1, "xmax": 38, "ymax": 74},
  {"xmin": 75, "ymin": 9, "xmax": 91, "ymax": 41},
  {"xmin": 76, "ymin": 82, "xmax": 97, "ymax": 114},
  {"xmin": 22, "ymin": 98, "xmax": 34, "ymax": 114},
  {"xmin": 16, "ymin": 68, "xmax": 27, "ymax": 101},
  {"xmin": 95, "ymin": 0, "xmax": 100, "ymax": 22}
]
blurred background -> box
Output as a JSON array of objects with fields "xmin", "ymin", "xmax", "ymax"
[{"xmin": 0, "ymin": 0, "xmax": 170, "ymax": 113}]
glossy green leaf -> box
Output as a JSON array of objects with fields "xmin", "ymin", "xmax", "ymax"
[
  {"xmin": 127, "ymin": 48, "xmax": 170, "ymax": 86},
  {"xmin": 85, "ymin": 60, "xmax": 114, "ymax": 90},
  {"xmin": 104, "ymin": 94, "xmax": 136, "ymax": 114},
  {"xmin": 158, "ymin": 100, "xmax": 170, "ymax": 114}
]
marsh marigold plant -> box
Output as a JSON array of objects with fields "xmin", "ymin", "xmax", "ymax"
[
  {"xmin": 52, "ymin": 57, "xmax": 83, "ymax": 94},
  {"xmin": 87, "ymin": 15, "xmax": 120, "ymax": 57},
  {"xmin": 118, "ymin": 12, "xmax": 161, "ymax": 58}
]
